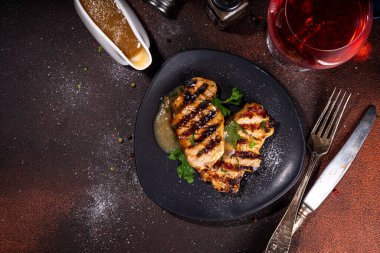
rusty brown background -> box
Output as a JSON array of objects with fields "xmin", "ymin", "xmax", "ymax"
[{"xmin": 0, "ymin": 0, "xmax": 379, "ymax": 252}]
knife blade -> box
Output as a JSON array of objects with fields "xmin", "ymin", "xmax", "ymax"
[{"xmin": 292, "ymin": 105, "xmax": 377, "ymax": 234}]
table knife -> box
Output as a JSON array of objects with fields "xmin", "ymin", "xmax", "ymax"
[{"xmin": 292, "ymin": 105, "xmax": 376, "ymax": 234}]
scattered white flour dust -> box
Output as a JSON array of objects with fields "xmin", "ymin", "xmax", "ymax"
[
  {"xmin": 105, "ymin": 61, "xmax": 142, "ymax": 83},
  {"xmin": 154, "ymin": 20, "xmax": 182, "ymax": 39},
  {"xmin": 43, "ymin": 63, "xmax": 92, "ymax": 125},
  {"xmin": 42, "ymin": 59, "xmax": 149, "ymax": 250},
  {"xmin": 263, "ymin": 140, "xmax": 285, "ymax": 178},
  {"xmin": 34, "ymin": 41, "xmax": 153, "ymax": 251},
  {"xmin": 85, "ymin": 184, "xmax": 117, "ymax": 228},
  {"xmin": 73, "ymin": 129, "xmax": 149, "ymax": 252}
]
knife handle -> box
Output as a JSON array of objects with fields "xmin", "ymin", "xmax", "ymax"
[{"xmin": 292, "ymin": 204, "xmax": 312, "ymax": 235}]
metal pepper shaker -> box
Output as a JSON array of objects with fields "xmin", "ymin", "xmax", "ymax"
[
  {"xmin": 143, "ymin": 0, "xmax": 177, "ymax": 16},
  {"xmin": 205, "ymin": 0, "xmax": 249, "ymax": 30}
]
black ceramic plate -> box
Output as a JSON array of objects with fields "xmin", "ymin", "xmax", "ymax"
[{"xmin": 135, "ymin": 49, "xmax": 305, "ymax": 221}]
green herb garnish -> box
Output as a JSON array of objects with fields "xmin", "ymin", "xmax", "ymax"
[
  {"xmin": 189, "ymin": 134, "xmax": 196, "ymax": 146},
  {"xmin": 169, "ymin": 86, "xmax": 184, "ymax": 98},
  {"xmin": 223, "ymin": 87, "xmax": 244, "ymax": 105},
  {"xmin": 260, "ymin": 120, "xmax": 267, "ymax": 130},
  {"xmin": 249, "ymin": 141, "xmax": 256, "ymax": 149},
  {"xmin": 212, "ymin": 87, "xmax": 245, "ymax": 117},
  {"xmin": 221, "ymin": 169, "xmax": 227, "ymax": 173},
  {"xmin": 212, "ymin": 98, "xmax": 231, "ymax": 117},
  {"xmin": 76, "ymin": 82, "xmax": 82, "ymax": 90},
  {"xmin": 98, "ymin": 45, "xmax": 103, "ymax": 53},
  {"xmin": 225, "ymin": 120, "xmax": 246, "ymax": 148},
  {"xmin": 168, "ymin": 148, "xmax": 195, "ymax": 184}
]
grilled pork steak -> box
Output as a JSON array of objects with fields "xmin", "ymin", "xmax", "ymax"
[
  {"xmin": 170, "ymin": 77, "xmax": 225, "ymax": 171},
  {"xmin": 200, "ymin": 103, "xmax": 274, "ymax": 193}
]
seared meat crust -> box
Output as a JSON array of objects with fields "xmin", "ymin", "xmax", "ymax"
[
  {"xmin": 171, "ymin": 77, "xmax": 225, "ymax": 171},
  {"xmin": 201, "ymin": 103, "xmax": 274, "ymax": 193}
]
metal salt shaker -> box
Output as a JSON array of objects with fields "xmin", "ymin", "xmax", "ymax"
[
  {"xmin": 205, "ymin": 0, "xmax": 249, "ymax": 30},
  {"xmin": 143, "ymin": 0, "xmax": 177, "ymax": 16}
]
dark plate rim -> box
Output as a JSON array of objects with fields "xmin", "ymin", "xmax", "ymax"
[{"xmin": 134, "ymin": 48, "xmax": 306, "ymax": 222}]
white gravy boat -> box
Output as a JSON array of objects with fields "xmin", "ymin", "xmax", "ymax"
[{"xmin": 74, "ymin": 0, "xmax": 152, "ymax": 70}]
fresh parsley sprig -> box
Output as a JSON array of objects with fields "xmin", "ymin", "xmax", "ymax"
[
  {"xmin": 212, "ymin": 97, "xmax": 231, "ymax": 117},
  {"xmin": 168, "ymin": 148, "xmax": 195, "ymax": 183},
  {"xmin": 223, "ymin": 87, "xmax": 244, "ymax": 105},
  {"xmin": 212, "ymin": 87, "xmax": 245, "ymax": 117},
  {"xmin": 225, "ymin": 120, "xmax": 247, "ymax": 148}
]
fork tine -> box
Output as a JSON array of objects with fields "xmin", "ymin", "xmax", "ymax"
[
  {"xmin": 322, "ymin": 91, "xmax": 346, "ymax": 139},
  {"xmin": 316, "ymin": 89, "xmax": 341, "ymax": 137},
  {"xmin": 311, "ymin": 88, "xmax": 336, "ymax": 134},
  {"xmin": 327, "ymin": 93, "xmax": 351, "ymax": 140}
]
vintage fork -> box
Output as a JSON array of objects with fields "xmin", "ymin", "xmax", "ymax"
[{"xmin": 265, "ymin": 88, "xmax": 351, "ymax": 253}]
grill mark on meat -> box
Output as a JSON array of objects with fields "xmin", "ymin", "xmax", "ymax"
[
  {"xmin": 219, "ymin": 161, "xmax": 252, "ymax": 172},
  {"xmin": 220, "ymin": 161, "xmax": 235, "ymax": 170},
  {"xmin": 237, "ymin": 139, "xmax": 249, "ymax": 145},
  {"xmin": 182, "ymin": 123, "xmax": 219, "ymax": 145},
  {"xmin": 239, "ymin": 166, "xmax": 253, "ymax": 172},
  {"xmin": 184, "ymin": 79, "xmax": 197, "ymax": 88},
  {"xmin": 183, "ymin": 91, "xmax": 195, "ymax": 102},
  {"xmin": 233, "ymin": 151, "xmax": 261, "ymax": 159},
  {"xmin": 173, "ymin": 101, "xmax": 209, "ymax": 130},
  {"xmin": 195, "ymin": 83, "xmax": 209, "ymax": 95},
  {"xmin": 197, "ymin": 136, "xmax": 222, "ymax": 157},
  {"xmin": 213, "ymin": 160, "xmax": 223, "ymax": 168},
  {"xmin": 179, "ymin": 83, "xmax": 209, "ymax": 108},
  {"xmin": 240, "ymin": 123, "xmax": 261, "ymax": 131},
  {"xmin": 240, "ymin": 104, "xmax": 267, "ymax": 118},
  {"xmin": 262, "ymin": 119, "xmax": 275, "ymax": 133},
  {"xmin": 217, "ymin": 161, "xmax": 239, "ymax": 171},
  {"xmin": 181, "ymin": 110, "xmax": 218, "ymax": 137},
  {"xmin": 194, "ymin": 123, "xmax": 219, "ymax": 143}
]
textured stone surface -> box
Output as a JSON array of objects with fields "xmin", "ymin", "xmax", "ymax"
[{"xmin": 0, "ymin": 0, "xmax": 379, "ymax": 252}]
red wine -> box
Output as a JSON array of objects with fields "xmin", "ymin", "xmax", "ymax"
[{"xmin": 267, "ymin": 0, "xmax": 373, "ymax": 69}]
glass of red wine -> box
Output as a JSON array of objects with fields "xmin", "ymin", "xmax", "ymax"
[{"xmin": 267, "ymin": 0, "xmax": 373, "ymax": 71}]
